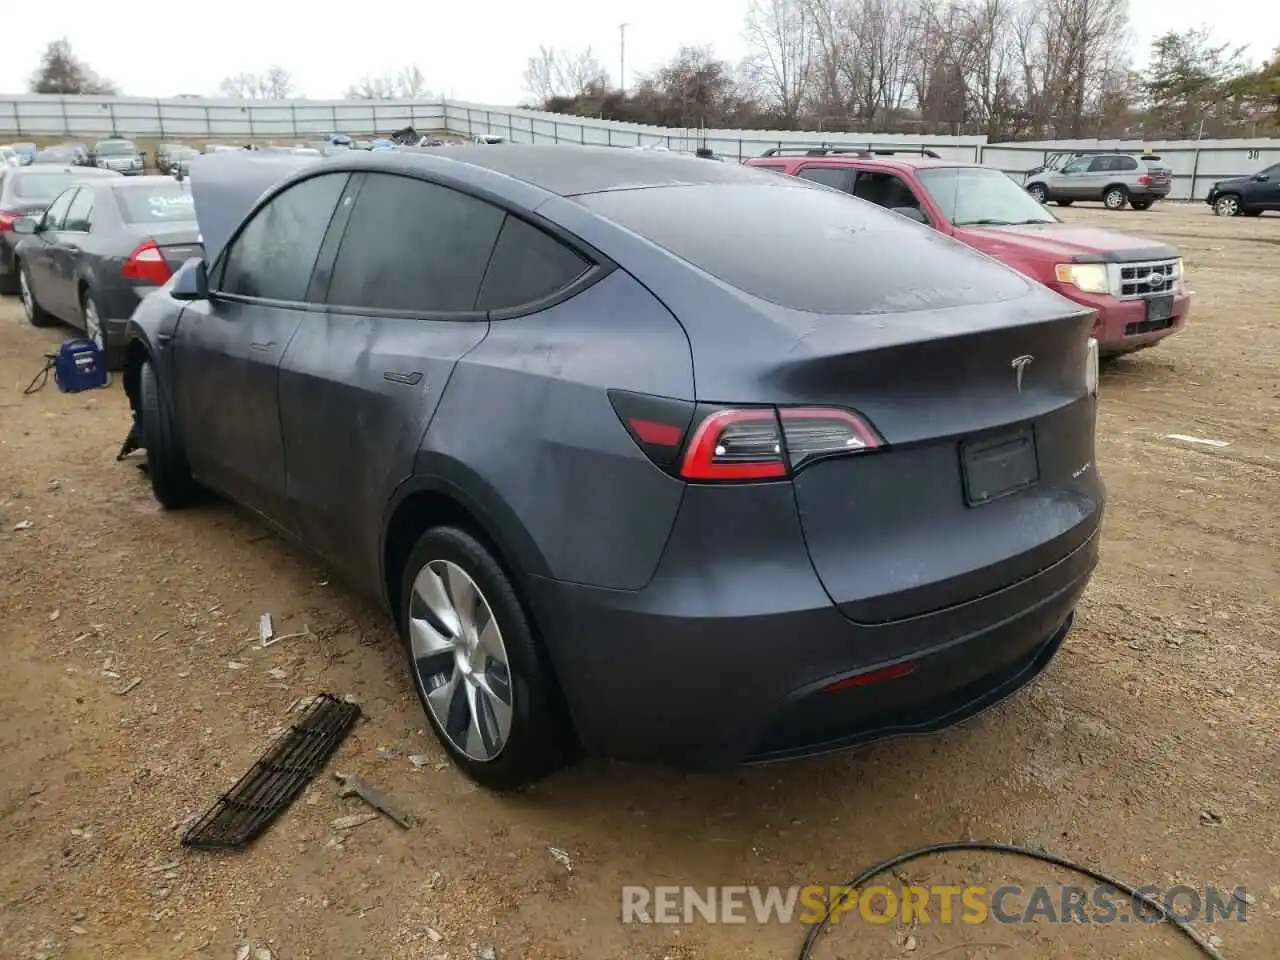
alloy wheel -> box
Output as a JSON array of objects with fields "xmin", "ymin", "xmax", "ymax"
[
  {"xmin": 1028, "ymin": 184, "xmax": 1047, "ymax": 203},
  {"xmin": 1215, "ymin": 196, "xmax": 1239, "ymax": 217},
  {"xmin": 408, "ymin": 559, "xmax": 514, "ymax": 762},
  {"xmin": 19, "ymin": 269, "xmax": 33, "ymax": 321},
  {"xmin": 83, "ymin": 297, "xmax": 104, "ymax": 351},
  {"xmin": 1104, "ymin": 189, "xmax": 1126, "ymax": 210}
]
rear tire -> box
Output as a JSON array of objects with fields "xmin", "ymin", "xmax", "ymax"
[
  {"xmin": 1103, "ymin": 186, "xmax": 1129, "ymax": 210},
  {"xmin": 81, "ymin": 289, "xmax": 123, "ymax": 371},
  {"xmin": 18, "ymin": 261, "xmax": 56, "ymax": 327},
  {"xmin": 138, "ymin": 358, "xmax": 199, "ymax": 508},
  {"xmin": 1054, "ymin": 199, "xmax": 1074, "ymax": 207},
  {"xmin": 1129, "ymin": 201, "xmax": 1153, "ymax": 211},
  {"xmin": 399, "ymin": 525, "xmax": 567, "ymax": 791},
  {"xmin": 1026, "ymin": 183, "xmax": 1048, "ymax": 203},
  {"xmin": 1213, "ymin": 194, "xmax": 1241, "ymax": 217}
]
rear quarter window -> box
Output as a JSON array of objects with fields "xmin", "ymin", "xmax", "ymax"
[
  {"xmin": 579, "ymin": 183, "xmax": 1031, "ymax": 315},
  {"xmin": 476, "ymin": 215, "xmax": 592, "ymax": 312}
]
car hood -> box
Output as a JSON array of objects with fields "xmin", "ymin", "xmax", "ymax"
[
  {"xmin": 1209, "ymin": 175, "xmax": 1253, "ymax": 189},
  {"xmin": 188, "ymin": 150, "xmax": 321, "ymax": 263},
  {"xmin": 954, "ymin": 222, "xmax": 1176, "ymax": 263}
]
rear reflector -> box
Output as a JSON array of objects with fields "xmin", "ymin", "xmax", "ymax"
[
  {"xmin": 822, "ymin": 662, "xmax": 916, "ymax": 693},
  {"xmin": 122, "ymin": 239, "xmax": 172, "ymax": 285},
  {"xmin": 609, "ymin": 391, "xmax": 885, "ymax": 482}
]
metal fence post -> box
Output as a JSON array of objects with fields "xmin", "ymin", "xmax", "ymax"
[
  {"xmin": 107, "ymin": 101, "xmax": 118, "ymax": 137},
  {"xmin": 553, "ymin": 120, "xmax": 559, "ymax": 143},
  {"xmin": 1189, "ymin": 147, "xmax": 1201, "ymax": 201},
  {"xmin": 291, "ymin": 104, "xmax": 298, "ymax": 139},
  {"xmin": 579, "ymin": 123, "xmax": 585, "ymax": 144}
]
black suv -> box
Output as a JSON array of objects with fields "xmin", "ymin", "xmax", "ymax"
[{"xmin": 1206, "ymin": 162, "xmax": 1280, "ymax": 217}]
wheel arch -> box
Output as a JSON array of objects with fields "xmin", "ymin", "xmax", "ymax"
[{"xmin": 1103, "ymin": 182, "xmax": 1129, "ymax": 199}]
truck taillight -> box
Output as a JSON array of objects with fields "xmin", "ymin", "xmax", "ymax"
[
  {"xmin": 608, "ymin": 391, "xmax": 885, "ymax": 482},
  {"xmin": 121, "ymin": 240, "xmax": 172, "ymax": 285},
  {"xmin": 1137, "ymin": 175, "xmax": 1152, "ymax": 185},
  {"xmin": 0, "ymin": 210, "xmax": 24, "ymax": 232}
]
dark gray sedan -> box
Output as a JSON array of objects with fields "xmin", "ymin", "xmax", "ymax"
[{"xmin": 13, "ymin": 175, "xmax": 201, "ymax": 368}]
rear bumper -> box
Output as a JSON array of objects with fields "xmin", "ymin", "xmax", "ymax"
[
  {"xmin": 1050, "ymin": 285, "xmax": 1190, "ymax": 354},
  {"xmin": 1129, "ymin": 184, "xmax": 1170, "ymax": 200},
  {"xmin": 527, "ymin": 483, "xmax": 1101, "ymax": 769}
]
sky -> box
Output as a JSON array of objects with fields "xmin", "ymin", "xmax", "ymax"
[{"xmin": 5, "ymin": 0, "xmax": 1277, "ymax": 106}]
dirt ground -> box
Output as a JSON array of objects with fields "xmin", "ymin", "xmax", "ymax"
[{"xmin": 1, "ymin": 202, "xmax": 1277, "ymax": 960}]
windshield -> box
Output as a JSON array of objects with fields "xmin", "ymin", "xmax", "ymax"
[
  {"xmin": 14, "ymin": 172, "xmax": 83, "ymax": 200},
  {"xmin": 116, "ymin": 182, "xmax": 195, "ymax": 223},
  {"xmin": 96, "ymin": 141, "xmax": 136, "ymax": 156},
  {"xmin": 916, "ymin": 167, "xmax": 1056, "ymax": 227}
]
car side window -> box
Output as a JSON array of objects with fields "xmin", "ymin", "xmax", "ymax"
[
  {"xmin": 1061, "ymin": 158, "xmax": 1091, "ymax": 174},
  {"xmin": 1261, "ymin": 163, "xmax": 1280, "ymax": 178},
  {"xmin": 851, "ymin": 171, "xmax": 927, "ymax": 220},
  {"xmin": 1087, "ymin": 157, "xmax": 1113, "ymax": 173},
  {"xmin": 63, "ymin": 188, "xmax": 95, "ymax": 233},
  {"xmin": 219, "ymin": 172, "xmax": 349, "ymax": 302},
  {"xmin": 42, "ymin": 188, "xmax": 77, "ymax": 230},
  {"xmin": 1115, "ymin": 156, "xmax": 1139, "ymax": 171},
  {"xmin": 326, "ymin": 173, "xmax": 504, "ymax": 313},
  {"xmin": 795, "ymin": 166, "xmax": 852, "ymax": 192},
  {"xmin": 475, "ymin": 214, "xmax": 592, "ymax": 312}
]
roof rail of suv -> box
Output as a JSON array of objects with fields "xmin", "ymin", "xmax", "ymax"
[
  {"xmin": 758, "ymin": 146, "xmax": 873, "ymax": 158},
  {"xmin": 868, "ymin": 148, "xmax": 943, "ymax": 158}
]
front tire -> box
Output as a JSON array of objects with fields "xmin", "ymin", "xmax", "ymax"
[
  {"xmin": 138, "ymin": 358, "xmax": 199, "ymax": 508},
  {"xmin": 400, "ymin": 526, "xmax": 566, "ymax": 790},
  {"xmin": 1026, "ymin": 183, "xmax": 1048, "ymax": 204},
  {"xmin": 1213, "ymin": 194, "xmax": 1241, "ymax": 217},
  {"xmin": 1103, "ymin": 186, "xmax": 1129, "ymax": 210},
  {"xmin": 18, "ymin": 262, "xmax": 56, "ymax": 327}
]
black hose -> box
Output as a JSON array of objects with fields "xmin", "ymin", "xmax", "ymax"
[{"xmin": 799, "ymin": 840, "xmax": 1225, "ymax": 959}]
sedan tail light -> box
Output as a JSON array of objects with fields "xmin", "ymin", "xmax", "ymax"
[
  {"xmin": 609, "ymin": 391, "xmax": 885, "ymax": 482},
  {"xmin": 122, "ymin": 240, "xmax": 172, "ymax": 285}
]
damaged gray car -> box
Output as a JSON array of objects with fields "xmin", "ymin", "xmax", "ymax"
[{"xmin": 120, "ymin": 145, "xmax": 1104, "ymax": 790}]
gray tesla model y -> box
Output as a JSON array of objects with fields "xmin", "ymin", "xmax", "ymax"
[{"xmin": 121, "ymin": 145, "xmax": 1104, "ymax": 790}]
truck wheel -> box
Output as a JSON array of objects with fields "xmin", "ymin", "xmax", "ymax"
[
  {"xmin": 1103, "ymin": 186, "xmax": 1129, "ymax": 210},
  {"xmin": 1027, "ymin": 183, "xmax": 1048, "ymax": 203},
  {"xmin": 1213, "ymin": 194, "xmax": 1241, "ymax": 217}
]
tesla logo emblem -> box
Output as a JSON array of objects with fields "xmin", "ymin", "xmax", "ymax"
[{"xmin": 1011, "ymin": 355, "xmax": 1034, "ymax": 392}]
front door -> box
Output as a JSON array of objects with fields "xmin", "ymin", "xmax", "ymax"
[
  {"xmin": 1051, "ymin": 157, "xmax": 1094, "ymax": 199},
  {"xmin": 278, "ymin": 171, "xmax": 504, "ymax": 583},
  {"xmin": 173, "ymin": 170, "xmax": 350, "ymax": 526},
  {"xmin": 46, "ymin": 185, "xmax": 96, "ymax": 320},
  {"xmin": 24, "ymin": 188, "xmax": 77, "ymax": 309}
]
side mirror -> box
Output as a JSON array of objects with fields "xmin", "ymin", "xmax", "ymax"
[
  {"xmin": 1254, "ymin": 173, "xmax": 1269, "ymax": 182},
  {"xmin": 892, "ymin": 206, "xmax": 928, "ymax": 224},
  {"xmin": 171, "ymin": 258, "xmax": 210, "ymax": 301},
  {"xmin": 12, "ymin": 217, "xmax": 38, "ymax": 235}
]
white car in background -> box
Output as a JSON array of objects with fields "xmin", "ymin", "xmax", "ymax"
[{"xmin": 0, "ymin": 146, "xmax": 20, "ymax": 167}]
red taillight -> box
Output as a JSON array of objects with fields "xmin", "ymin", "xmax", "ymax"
[
  {"xmin": 122, "ymin": 240, "xmax": 172, "ymax": 285},
  {"xmin": 609, "ymin": 390, "xmax": 885, "ymax": 482},
  {"xmin": 1137, "ymin": 175, "xmax": 1152, "ymax": 185},
  {"xmin": 0, "ymin": 210, "xmax": 24, "ymax": 232}
]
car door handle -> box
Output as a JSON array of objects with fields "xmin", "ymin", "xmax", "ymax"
[
  {"xmin": 250, "ymin": 340, "xmax": 276, "ymax": 351},
  {"xmin": 383, "ymin": 371, "xmax": 423, "ymax": 385}
]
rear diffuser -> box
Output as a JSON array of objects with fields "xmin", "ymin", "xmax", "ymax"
[{"xmin": 181, "ymin": 694, "xmax": 361, "ymax": 849}]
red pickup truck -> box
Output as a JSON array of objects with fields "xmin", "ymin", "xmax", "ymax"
[{"xmin": 744, "ymin": 150, "xmax": 1191, "ymax": 356}]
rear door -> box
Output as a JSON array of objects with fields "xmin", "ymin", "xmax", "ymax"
[
  {"xmin": 277, "ymin": 172, "xmax": 505, "ymax": 581},
  {"xmin": 174, "ymin": 170, "xmax": 350, "ymax": 525},
  {"xmin": 45, "ymin": 185, "xmax": 97, "ymax": 318}
]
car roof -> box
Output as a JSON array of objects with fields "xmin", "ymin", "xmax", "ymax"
[
  {"xmin": 330, "ymin": 143, "xmax": 776, "ymax": 197},
  {"xmin": 13, "ymin": 164, "xmax": 120, "ymax": 177}
]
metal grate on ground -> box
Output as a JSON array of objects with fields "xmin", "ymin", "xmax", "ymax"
[{"xmin": 181, "ymin": 694, "xmax": 362, "ymax": 849}]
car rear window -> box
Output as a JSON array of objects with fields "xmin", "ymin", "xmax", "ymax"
[
  {"xmin": 14, "ymin": 172, "xmax": 82, "ymax": 200},
  {"xmin": 116, "ymin": 182, "xmax": 195, "ymax": 223},
  {"xmin": 578, "ymin": 183, "xmax": 1031, "ymax": 314}
]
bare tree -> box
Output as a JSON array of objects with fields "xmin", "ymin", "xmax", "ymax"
[
  {"xmin": 345, "ymin": 64, "xmax": 432, "ymax": 100},
  {"xmin": 743, "ymin": 0, "xmax": 814, "ymax": 123},
  {"xmin": 218, "ymin": 67, "xmax": 297, "ymax": 99},
  {"xmin": 523, "ymin": 45, "xmax": 609, "ymax": 102}
]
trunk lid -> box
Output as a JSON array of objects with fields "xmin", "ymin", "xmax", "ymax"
[
  {"xmin": 145, "ymin": 222, "xmax": 204, "ymax": 271},
  {"xmin": 767, "ymin": 299, "xmax": 1100, "ymax": 624}
]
